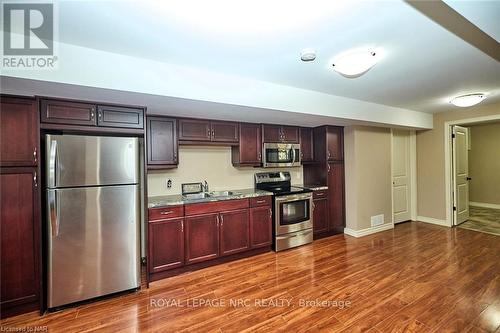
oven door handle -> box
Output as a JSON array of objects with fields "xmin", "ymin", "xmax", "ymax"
[{"xmin": 275, "ymin": 193, "xmax": 312, "ymax": 202}]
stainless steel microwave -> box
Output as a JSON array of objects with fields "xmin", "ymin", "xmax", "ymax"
[{"xmin": 262, "ymin": 143, "xmax": 301, "ymax": 168}]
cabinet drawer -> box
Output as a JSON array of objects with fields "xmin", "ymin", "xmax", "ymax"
[
  {"xmin": 97, "ymin": 105, "xmax": 144, "ymax": 129},
  {"xmin": 313, "ymin": 190, "xmax": 328, "ymax": 199},
  {"xmin": 249, "ymin": 196, "xmax": 272, "ymax": 207},
  {"xmin": 149, "ymin": 206, "xmax": 184, "ymax": 221},
  {"xmin": 41, "ymin": 99, "xmax": 97, "ymax": 126},
  {"xmin": 185, "ymin": 199, "xmax": 249, "ymax": 216}
]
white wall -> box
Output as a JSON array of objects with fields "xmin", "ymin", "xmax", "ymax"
[{"xmin": 147, "ymin": 146, "xmax": 303, "ymax": 197}]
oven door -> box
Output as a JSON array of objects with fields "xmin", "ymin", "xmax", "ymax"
[
  {"xmin": 263, "ymin": 143, "xmax": 300, "ymax": 167},
  {"xmin": 275, "ymin": 193, "xmax": 313, "ymax": 235}
]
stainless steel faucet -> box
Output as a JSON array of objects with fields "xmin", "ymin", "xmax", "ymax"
[{"xmin": 203, "ymin": 180, "xmax": 209, "ymax": 192}]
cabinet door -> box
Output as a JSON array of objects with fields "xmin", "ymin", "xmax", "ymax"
[
  {"xmin": 185, "ymin": 213, "xmax": 219, "ymax": 264},
  {"xmin": 328, "ymin": 162, "xmax": 345, "ymax": 232},
  {"xmin": 211, "ymin": 121, "xmax": 239, "ymax": 143},
  {"xmin": 220, "ymin": 209, "xmax": 250, "ymax": 256},
  {"xmin": 0, "ymin": 97, "xmax": 38, "ymax": 167},
  {"xmin": 326, "ymin": 127, "xmax": 343, "ymax": 161},
  {"xmin": 262, "ymin": 124, "xmax": 282, "ymax": 142},
  {"xmin": 40, "ymin": 99, "xmax": 97, "ymax": 126},
  {"xmin": 282, "ymin": 126, "xmax": 299, "ymax": 143},
  {"xmin": 313, "ymin": 198, "xmax": 329, "ymax": 234},
  {"xmin": 97, "ymin": 105, "xmax": 144, "ymax": 129},
  {"xmin": 233, "ymin": 123, "xmax": 261, "ymax": 166},
  {"xmin": 147, "ymin": 117, "xmax": 178, "ymax": 168},
  {"xmin": 300, "ymin": 127, "xmax": 314, "ymax": 163},
  {"xmin": 149, "ymin": 218, "xmax": 184, "ymax": 273},
  {"xmin": 178, "ymin": 119, "xmax": 211, "ymax": 141},
  {"xmin": 250, "ymin": 206, "xmax": 272, "ymax": 248},
  {"xmin": 1, "ymin": 169, "xmax": 40, "ymax": 315}
]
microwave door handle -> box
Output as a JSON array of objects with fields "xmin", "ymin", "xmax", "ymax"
[{"xmin": 291, "ymin": 147, "xmax": 296, "ymax": 163}]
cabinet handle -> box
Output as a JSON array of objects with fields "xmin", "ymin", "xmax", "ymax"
[
  {"xmin": 212, "ymin": 130, "xmax": 215, "ymax": 137},
  {"xmin": 216, "ymin": 215, "xmax": 220, "ymax": 226},
  {"xmin": 90, "ymin": 107, "xmax": 95, "ymax": 120},
  {"xmin": 33, "ymin": 147, "xmax": 37, "ymax": 163},
  {"xmin": 269, "ymin": 209, "xmax": 272, "ymax": 219},
  {"xmin": 207, "ymin": 128, "xmax": 211, "ymax": 137},
  {"xmin": 174, "ymin": 151, "xmax": 177, "ymax": 161},
  {"xmin": 328, "ymin": 164, "xmax": 331, "ymax": 173},
  {"xmin": 256, "ymin": 199, "xmax": 266, "ymax": 204},
  {"xmin": 328, "ymin": 150, "xmax": 331, "ymax": 159},
  {"xmin": 181, "ymin": 221, "xmax": 184, "ymax": 232},
  {"xmin": 98, "ymin": 110, "xmax": 102, "ymax": 119},
  {"xmin": 220, "ymin": 215, "xmax": 224, "ymax": 226},
  {"xmin": 33, "ymin": 171, "xmax": 37, "ymax": 187},
  {"xmin": 160, "ymin": 211, "xmax": 174, "ymax": 215},
  {"xmin": 258, "ymin": 152, "xmax": 261, "ymax": 160}
]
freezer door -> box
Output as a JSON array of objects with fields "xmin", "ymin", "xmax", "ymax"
[
  {"xmin": 46, "ymin": 134, "xmax": 139, "ymax": 188},
  {"xmin": 47, "ymin": 185, "xmax": 140, "ymax": 308}
]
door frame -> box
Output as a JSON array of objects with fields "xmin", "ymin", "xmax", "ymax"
[
  {"xmin": 390, "ymin": 129, "xmax": 417, "ymax": 224},
  {"xmin": 444, "ymin": 114, "xmax": 500, "ymax": 227}
]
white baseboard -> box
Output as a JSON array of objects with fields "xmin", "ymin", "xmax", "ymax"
[
  {"xmin": 469, "ymin": 202, "xmax": 500, "ymax": 210},
  {"xmin": 417, "ymin": 216, "xmax": 450, "ymax": 227},
  {"xmin": 344, "ymin": 223, "xmax": 394, "ymax": 238}
]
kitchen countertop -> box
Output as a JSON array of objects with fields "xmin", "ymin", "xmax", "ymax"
[
  {"xmin": 297, "ymin": 184, "xmax": 329, "ymax": 191},
  {"xmin": 148, "ymin": 188, "xmax": 273, "ymax": 208}
]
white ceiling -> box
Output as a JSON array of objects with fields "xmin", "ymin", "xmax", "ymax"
[{"xmin": 49, "ymin": 0, "xmax": 500, "ymax": 113}]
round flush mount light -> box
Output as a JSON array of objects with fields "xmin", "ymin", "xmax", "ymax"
[
  {"xmin": 300, "ymin": 48, "xmax": 316, "ymax": 62},
  {"xmin": 331, "ymin": 49, "xmax": 379, "ymax": 78},
  {"xmin": 450, "ymin": 93, "xmax": 486, "ymax": 107}
]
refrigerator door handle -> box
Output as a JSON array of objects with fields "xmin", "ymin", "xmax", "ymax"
[
  {"xmin": 49, "ymin": 140, "xmax": 58, "ymax": 188},
  {"xmin": 48, "ymin": 190, "xmax": 60, "ymax": 237}
]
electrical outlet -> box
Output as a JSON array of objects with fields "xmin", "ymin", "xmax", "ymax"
[{"xmin": 166, "ymin": 179, "xmax": 172, "ymax": 189}]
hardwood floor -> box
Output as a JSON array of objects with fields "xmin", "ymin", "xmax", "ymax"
[{"xmin": 1, "ymin": 222, "xmax": 499, "ymax": 332}]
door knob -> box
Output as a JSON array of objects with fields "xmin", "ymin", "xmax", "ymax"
[{"xmin": 466, "ymin": 177, "xmax": 472, "ymax": 181}]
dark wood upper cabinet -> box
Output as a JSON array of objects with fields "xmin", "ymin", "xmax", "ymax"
[
  {"xmin": 211, "ymin": 121, "xmax": 238, "ymax": 143},
  {"xmin": 313, "ymin": 196, "xmax": 329, "ymax": 235},
  {"xmin": 262, "ymin": 124, "xmax": 282, "ymax": 142},
  {"xmin": 249, "ymin": 206, "xmax": 272, "ymax": 248},
  {"xmin": 328, "ymin": 162, "xmax": 345, "ymax": 232},
  {"xmin": 232, "ymin": 123, "xmax": 262, "ymax": 166},
  {"xmin": 300, "ymin": 127, "xmax": 314, "ymax": 163},
  {"xmin": 178, "ymin": 119, "xmax": 211, "ymax": 141},
  {"xmin": 41, "ymin": 99, "xmax": 97, "ymax": 126},
  {"xmin": 262, "ymin": 124, "xmax": 299, "ymax": 143},
  {"xmin": 148, "ymin": 218, "xmax": 184, "ymax": 273},
  {"xmin": 282, "ymin": 126, "xmax": 299, "ymax": 143},
  {"xmin": 0, "ymin": 96, "xmax": 38, "ymax": 167},
  {"xmin": 147, "ymin": 117, "xmax": 178, "ymax": 168},
  {"xmin": 326, "ymin": 127, "xmax": 344, "ymax": 161},
  {"xmin": 185, "ymin": 213, "xmax": 220, "ymax": 264},
  {"xmin": 219, "ymin": 209, "xmax": 250, "ymax": 256},
  {"xmin": 97, "ymin": 105, "xmax": 144, "ymax": 129},
  {"xmin": 1, "ymin": 168, "xmax": 40, "ymax": 317}
]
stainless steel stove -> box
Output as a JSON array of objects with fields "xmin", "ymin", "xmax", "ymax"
[{"xmin": 255, "ymin": 172, "xmax": 313, "ymax": 251}]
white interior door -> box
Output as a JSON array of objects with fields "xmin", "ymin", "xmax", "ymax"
[
  {"xmin": 453, "ymin": 126, "xmax": 469, "ymax": 225},
  {"xmin": 392, "ymin": 130, "xmax": 412, "ymax": 223}
]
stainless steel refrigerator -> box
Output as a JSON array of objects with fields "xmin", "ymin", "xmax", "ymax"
[{"xmin": 46, "ymin": 134, "xmax": 141, "ymax": 308}]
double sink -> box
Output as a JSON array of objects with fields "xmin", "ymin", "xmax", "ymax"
[{"xmin": 182, "ymin": 191, "xmax": 237, "ymax": 200}]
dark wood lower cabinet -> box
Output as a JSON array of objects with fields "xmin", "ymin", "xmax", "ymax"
[
  {"xmin": 313, "ymin": 197, "xmax": 329, "ymax": 235},
  {"xmin": 148, "ymin": 218, "xmax": 184, "ymax": 273},
  {"xmin": 249, "ymin": 206, "xmax": 272, "ymax": 248},
  {"xmin": 219, "ymin": 209, "xmax": 250, "ymax": 256},
  {"xmin": 148, "ymin": 198, "xmax": 273, "ymax": 281},
  {"xmin": 185, "ymin": 213, "xmax": 220, "ymax": 264},
  {"xmin": 328, "ymin": 162, "xmax": 345, "ymax": 232},
  {"xmin": 0, "ymin": 168, "xmax": 40, "ymax": 318}
]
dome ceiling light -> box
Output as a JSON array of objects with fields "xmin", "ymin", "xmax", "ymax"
[
  {"xmin": 450, "ymin": 93, "xmax": 486, "ymax": 107},
  {"xmin": 331, "ymin": 49, "xmax": 380, "ymax": 78}
]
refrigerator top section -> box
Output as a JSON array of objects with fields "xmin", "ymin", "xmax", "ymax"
[{"xmin": 46, "ymin": 134, "xmax": 140, "ymax": 188}]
